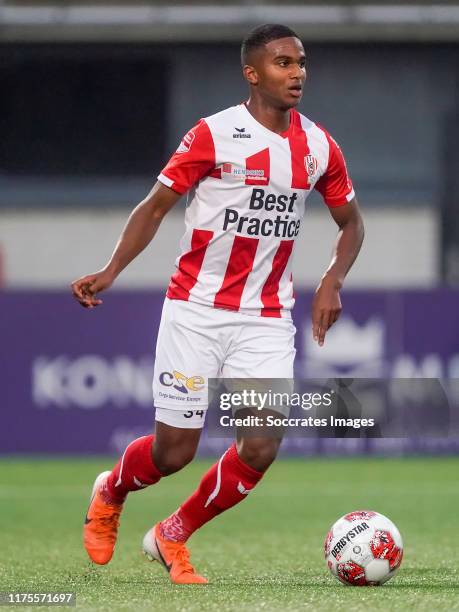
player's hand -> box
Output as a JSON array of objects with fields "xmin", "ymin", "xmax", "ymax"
[
  {"xmin": 70, "ymin": 269, "xmax": 115, "ymax": 309},
  {"xmin": 311, "ymin": 276, "xmax": 342, "ymax": 347}
]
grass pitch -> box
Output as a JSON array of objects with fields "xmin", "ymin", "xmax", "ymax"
[{"xmin": 1, "ymin": 456, "xmax": 458, "ymax": 611}]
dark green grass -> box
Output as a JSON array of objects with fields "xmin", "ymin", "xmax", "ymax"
[{"xmin": 1, "ymin": 457, "xmax": 458, "ymax": 611}]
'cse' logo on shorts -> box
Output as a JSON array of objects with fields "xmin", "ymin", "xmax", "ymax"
[{"xmin": 159, "ymin": 370, "xmax": 205, "ymax": 394}]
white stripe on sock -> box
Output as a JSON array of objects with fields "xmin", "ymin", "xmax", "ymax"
[
  {"xmin": 204, "ymin": 449, "xmax": 228, "ymax": 508},
  {"xmin": 115, "ymin": 436, "xmax": 147, "ymax": 487}
]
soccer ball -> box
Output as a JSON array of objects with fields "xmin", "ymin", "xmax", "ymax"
[{"xmin": 324, "ymin": 510, "xmax": 403, "ymax": 586}]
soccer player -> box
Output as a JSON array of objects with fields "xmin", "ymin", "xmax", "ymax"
[{"xmin": 71, "ymin": 24, "xmax": 364, "ymax": 584}]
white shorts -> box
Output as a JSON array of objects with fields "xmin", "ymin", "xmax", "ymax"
[{"xmin": 153, "ymin": 298, "xmax": 296, "ymax": 428}]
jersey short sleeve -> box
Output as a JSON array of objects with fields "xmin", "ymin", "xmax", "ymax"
[
  {"xmin": 158, "ymin": 119, "xmax": 216, "ymax": 195},
  {"xmin": 314, "ymin": 129, "xmax": 355, "ymax": 207}
]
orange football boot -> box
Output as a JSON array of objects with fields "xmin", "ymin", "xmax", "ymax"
[
  {"xmin": 142, "ymin": 523, "xmax": 208, "ymax": 584},
  {"xmin": 83, "ymin": 471, "xmax": 123, "ymax": 565}
]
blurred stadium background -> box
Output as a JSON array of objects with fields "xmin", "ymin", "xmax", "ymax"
[{"xmin": 1, "ymin": 0, "xmax": 458, "ymax": 455}]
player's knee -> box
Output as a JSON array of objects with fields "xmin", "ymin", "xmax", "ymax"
[
  {"xmin": 236, "ymin": 438, "xmax": 281, "ymax": 472},
  {"xmin": 154, "ymin": 446, "xmax": 196, "ymax": 476},
  {"xmin": 153, "ymin": 421, "xmax": 201, "ymax": 476}
]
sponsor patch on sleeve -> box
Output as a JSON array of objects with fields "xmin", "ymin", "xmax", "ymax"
[{"xmin": 176, "ymin": 128, "xmax": 196, "ymax": 154}]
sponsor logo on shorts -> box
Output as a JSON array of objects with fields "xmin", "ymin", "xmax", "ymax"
[{"xmin": 159, "ymin": 370, "xmax": 205, "ymax": 394}]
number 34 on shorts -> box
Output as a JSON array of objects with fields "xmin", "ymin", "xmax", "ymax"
[
  {"xmin": 183, "ymin": 410, "xmax": 205, "ymax": 419},
  {"xmin": 155, "ymin": 406, "xmax": 208, "ymax": 429}
]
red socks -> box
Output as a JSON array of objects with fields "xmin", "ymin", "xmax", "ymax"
[
  {"xmin": 102, "ymin": 438, "xmax": 264, "ymax": 542},
  {"xmin": 160, "ymin": 444, "xmax": 264, "ymax": 542},
  {"xmin": 104, "ymin": 435, "xmax": 162, "ymax": 504}
]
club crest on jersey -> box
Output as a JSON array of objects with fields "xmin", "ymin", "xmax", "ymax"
[
  {"xmin": 176, "ymin": 129, "xmax": 196, "ymax": 154},
  {"xmin": 304, "ymin": 154, "xmax": 318, "ymax": 177}
]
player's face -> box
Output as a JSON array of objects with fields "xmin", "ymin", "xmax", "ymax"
[{"xmin": 248, "ymin": 37, "xmax": 307, "ymax": 110}]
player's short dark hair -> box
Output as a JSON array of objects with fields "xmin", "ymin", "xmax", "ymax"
[{"xmin": 241, "ymin": 24, "xmax": 300, "ymax": 65}]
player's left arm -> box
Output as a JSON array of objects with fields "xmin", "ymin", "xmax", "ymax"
[{"xmin": 312, "ymin": 197, "xmax": 364, "ymax": 346}]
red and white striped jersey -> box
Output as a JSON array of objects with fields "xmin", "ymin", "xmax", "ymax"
[{"xmin": 158, "ymin": 103, "xmax": 355, "ymax": 318}]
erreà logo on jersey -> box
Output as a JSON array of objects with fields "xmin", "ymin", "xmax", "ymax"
[
  {"xmin": 233, "ymin": 127, "xmax": 251, "ymax": 139},
  {"xmin": 176, "ymin": 129, "xmax": 196, "ymax": 154},
  {"xmin": 304, "ymin": 154, "xmax": 318, "ymax": 177}
]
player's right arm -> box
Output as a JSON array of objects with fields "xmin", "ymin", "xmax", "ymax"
[
  {"xmin": 71, "ymin": 181, "xmax": 181, "ymax": 308},
  {"xmin": 71, "ymin": 118, "xmax": 215, "ymax": 308}
]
